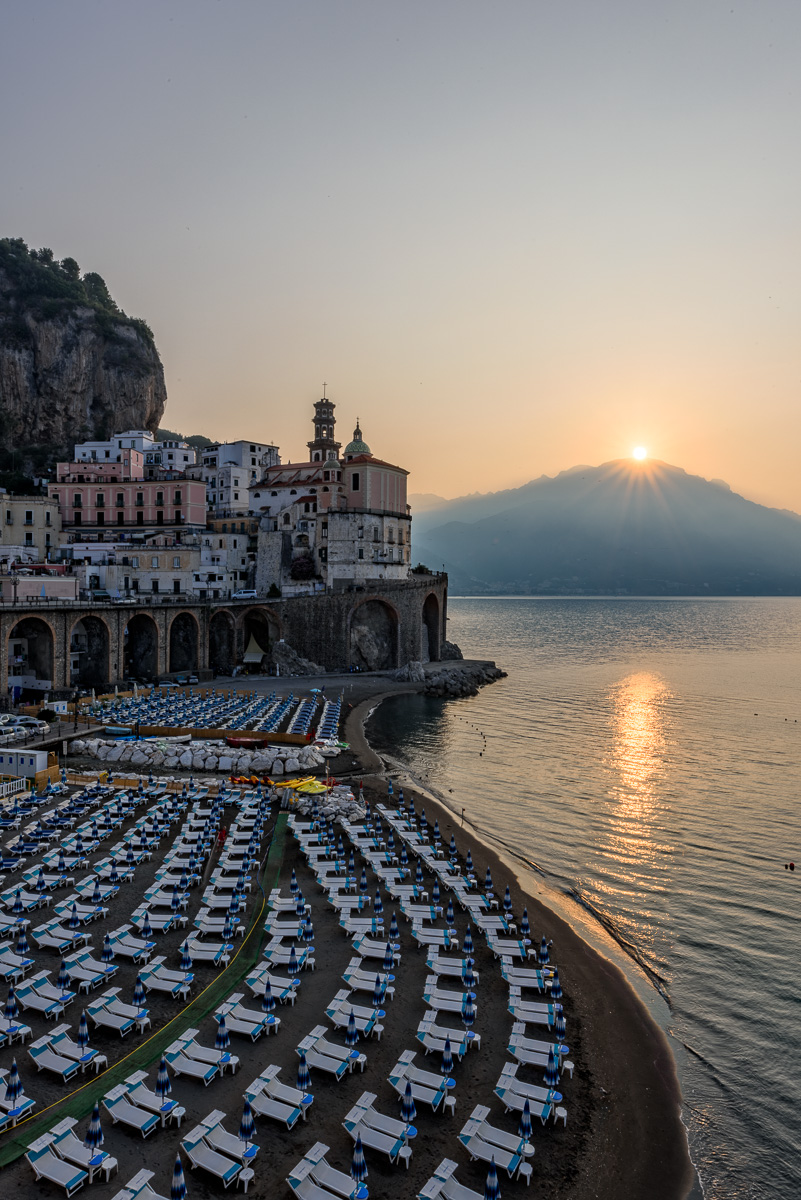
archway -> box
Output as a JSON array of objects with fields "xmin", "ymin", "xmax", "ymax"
[
  {"xmin": 169, "ymin": 612, "xmax": 199, "ymax": 674},
  {"xmin": 422, "ymin": 592, "xmax": 441, "ymax": 663},
  {"xmin": 124, "ymin": 614, "xmax": 159, "ymax": 681},
  {"xmin": 349, "ymin": 599, "xmax": 399, "ymax": 671},
  {"xmin": 241, "ymin": 608, "xmax": 280, "ymax": 670},
  {"xmin": 8, "ymin": 617, "xmax": 55, "ymax": 695},
  {"xmin": 209, "ymin": 611, "xmax": 236, "ymax": 677},
  {"xmin": 70, "ymin": 616, "xmax": 111, "ymax": 688}
]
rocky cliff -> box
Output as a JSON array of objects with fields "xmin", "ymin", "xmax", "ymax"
[{"xmin": 0, "ymin": 238, "xmax": 166, "ymax": 464}]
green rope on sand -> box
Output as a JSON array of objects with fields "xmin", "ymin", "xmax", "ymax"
[{"xmin": 0, "ymin": 813, "xmax": 288, "ymax": 1167}]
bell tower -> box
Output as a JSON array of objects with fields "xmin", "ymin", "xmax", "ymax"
[{"xmin": 307, "ymin": 389, "xmax": 341, "ymax": 462}]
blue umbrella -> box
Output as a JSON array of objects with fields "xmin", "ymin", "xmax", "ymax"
[
  {"xmin": 180, "ymin": 942, "xmax": 193, "ymax": 974},
  {"xmin": 297, "ymin": 1050, "xmax": 311, "ymax": 1091},
  {"xmin": 215, "ymin": 1014, "xmax": 230, "ymax": 1058},
  {"xmin": 126, "ymin": 844, "xmax": 135, "ymax": 867},
  {"xmin": 415, "ymin": 861, "xmax": 424, "ymax": 887},
  {"xmin": 170, "ymin": 1154, "xmax": 187, "ymax": 1200},
  {"xmin": 303, "ymin": 917, "xmax": 314, "ymax": 943},
  {"xmin": 550, "ymin": 966, "xmax": 562, "ymax": 1001},
  {"xmin": 77, "ymin": 1010, "xmax": 90, "ymax": 1051},
  {"xmin": 179, "ymin": 868, "xmax": 188, "ymax": 891},
  {"xmin": 401, "ymin": 1078, "xmax": 417, "ymax": 1124},
  {"xmin": 16, "ymin": 929, "xmax": 29, "ymax": 956},
  {"xmin": 351, "ymin": 1132, "xmax": 368, "ymax": 1183},
  {"xmin": 288, "ymin": 945, "xmax": 299, "ymax": 974},
  {"xmin": 91, "ymin": 880, "xmax": 102, "ymax": 908},
  {"xmin": 359, "ymin": 868, "xmax": 368, "ymax": 895},
  {"xmin": 449, "ymin": 833, "xmax": 457, "ymax": 859},
  {"xmin": 289, "ymin": 867, "xmax": 299, "ymax": 895},
  {"xmin": 68, "ymin": 902, "xmax": 81, "ymax": 931},
  {"xmin": 4, "ymin": 986, "xmax": 18, "ymax": 1021},
  {"xmin": 345, "ymin": 1008, "xmax": 359, "ymax": 1047},
  {"xmin": 57, "ymin": 959, "xmax": 72, "ymax": 992},
  {"xmin": 433, "ymin": 819, "xmax": 441, "ymax": 845},
  {"xmin": 57, "ymin": 850, "xmax": 67, "ymax": 875},
  {"xmin": 373, "ymin": 888, "xmax": 383, "ymax": 917},
  {"xmin": 262, "ymin": 979, "xmax": 275, "ymax": 1013},
  {"xmin": 102, "ymin": 934, "xmax": 114, "ymax": 965},
  {"xmin": 420, "ymin": 812, "xmax": 427, "ymax": 837},
  {"xmin": 432, "ymin": 880, "xmax": 441, "ymax": 906},
  {"xmin": 4, "ymin": 1059, "xmax": 22, "ymax": 1105},
  {"xmin": 239, "ymin": 1098, "xmax": 256, "ymax": 1152},
  {"xmin": 85, "ymin": 1101, "xmax": 104, "ymax": 1149},
  {"xmin": 109, "ymin": 859, "xmax": 120, "ymax": 885},
  {"xmin": 519, "ymin": 1098, "xmax": 532, "ymax": 1141},
  {"xmin": 222, "ymin": 915, "xmax": 234, "ymax": 941},
  {"xmin": 485, "ymin": 867, "xmax": 493, "ymax": 893},
  {"xmin": 400, "ymin": 843, "xmax": 409, "ymax": 868},
  {"xmin": 389, "ymin": 912, "xmax": 399, "ymax": 940},
  {"xmin": 555, "ymin": 1009, "xmax": 567, "ymax": 1045},
  {"xmin": 503, "ymin": 885, "xmax": 513, "ymax": 915},
  {"xmin": 171, "ymin": 885, "xmax": 181, "ymax": 914},
  {"xmin": 461, "ymin": 992, "xmax": 475, "ymax": 1031},
  {"xmin": 446, "ymin": 897, "xmax": 455, "ymax": 927},
  {"xmin": 348, "ymin": 850, "xmax": 355, "ymax": 873},
  {"xmin": 441, "ymin": 1037, "xmax": 454, "ymax": 1077},
  {"xmin": 484, "ymin": 1157, "xmax": 501, "ymax": 1200},
  {"xmin": 520, "ymin": 908, "xmax": 530, "ymax": 940},
  {"xmin": 141, "ymin": 912, "xmax": 153, "ymax": 940},
  {"xmin": 372, "ymin": 975, "xmax": 384, "ymax": 1008},
  {"xmin": 463, "ymin": 926, "xmax": 474, "ymax": 956},
  {"xmin": 295, "ymin": 893, "xmax": 306, "ymax": 919},
  {"xmin": 466, "ymin": 849, "xmax": 473, "ymax": 874},
  {"xmin": 462, "ymin": 958, "xmax": 476, "ymax": 990},
  {"xmin": 407, "ymin": 796, "xmax": 415, "ymax": 819},
  {"xmin": 10, "ymin": 893, "xmax": 22, "ymax": 922},
  {"xmin": 387, "ymin": 831, "xmax": 395, "ymax": 853},
  {"xmin": 133, "ymin": 975, "xmax": 147, "ymax": 1011},
  {"xmin": 383, "ymin": 942, "xmax": 394, "ymax": 971},
  {"xmin": 544, "ymin": 1046, "xmax": 559, "ymax": 1088},
  {"xmin": 539, "ymin": 936, "xmax": 550, "ymax": 965}
]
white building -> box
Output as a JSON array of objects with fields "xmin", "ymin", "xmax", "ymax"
[
  {"xmin": 73, "ymin": 430, "xmax": 197, "ymax": 475},
  {"xmin": 187, "ymin": 440, "xmax": 281, "ymax": 516}
]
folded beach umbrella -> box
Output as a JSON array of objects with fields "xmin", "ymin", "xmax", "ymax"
[
  {"xmin": 68, "ymin": 903, "xmax": 81, "ymax": 931},
  {"xmin": 295, "ymin": 892, "xmax": 306, "ymax": 918},
  {"xmin": 449, "ymin": 833, "xmax": 457, "ymax": 860},
  {"xmin": 4, "ymin": 986, "xmax": 18, "ymax": 1021},
  {"xmin": 432, "ymin": 880, "xmax": 441, "ymax": 906},
  {"xmin": 461, "ymin": 992, "xmax": 475, "ymax": 1031},
  {"xmin": 35, "ymin": 868, "xmax": 47, "ymax": 894},
  {"xmin": 141, "ymin": 912, "xmax": 153, "ymax": 940},
  {"xmin": 389, "ymin": 912, "xmax": 399, "ymax": 941},
  {"xmin": 126, "ymin": 844, "xmax": 135, "ymax": 867},
  {"xmin": 485, "ymin": 866, "xmax": 493, "ymax": 893},
  {"xmin": 57, "ymin": 849, "xmax": 67, "ymax": 875},
  {"xmin": 297, "ymin": 1049, "xmax": 311, "ymax": 1091},
  {"xmin": 4, "ymin": 1059, "xmax": 22, "ymax": 1105},
  {"xmin": 441, "ymin": 1036, "xmax": 454, "ymax": 1077},
  {"xmin": 420, "ymin": 811, "xmax": 427, "ymax": 837},
  {"xmin": 102, "ymin": 934, "xmax": 114, "ymax": 965},
  {"xmin": 239, "ymin": 1098, "xmax": 256, "ymax": 1153},
  {"xmin": 345, "ymin": 1008, "xmax": 359, "ymax": 1047},
  {"xmin": 539, "ymin": 936, "xmax": 550, "ymax": 965},
  {"xmin": 359, "ymin": 868, "xmax": 368, "ymax": 895},
  {"xmin": 555, "ymin": 1009, "xmax": 567, "ymax": 1046},
  {"xmin": 180, "ymin": 942, "xmax": 193, "ymax": 975},
  {"xmin": 348, "ymin": 850, "xmax": 356, "ymax": 873},
  {"xmin": 387, "ymin": 831, "xmax": 395, "ymax": 853},
  {"xmin": 91, "ymin": 880, "xmax": 103, "ymax": 908},
  {"xmin": 463, "ymin": 926, "xmax": 474, "ymax": 957},
  {"xmin": 433, "ymin": 819, "xmax": 441, "ymax": 845},
  {"xmin": 373, "ymin": 888, "xmax": 383, "ymax": 917},
  {"xmin": 171, "ymin": 885, "xmax": 182, "ymax": 914},
  {"xmin": 541, "ymin": 1044, "xmax": 560, "ymax": 1094},
  {"xmin": 550, "ymin": 966, "xmax": 562, "ymax": 1001},
  {"xmin": 288, "ymin": 945, "xmax": 299, "ymax": 975},
  {"xmin": 407, "ymin": 795, "xmax": 415, "ymax": 819},
  {"xmin": 170, "ymin": 1154, "xmax": 187, "ymax": 1200},
  {"xmin": 109, "ymin": 859, "xmax": 120, "ymax": 885},
  {"xmin": 503, "ymin": 886, "xmax": 513, "ymax": 915},
  {"xmin": 75, "ymin": 835, "xmax": 85, "ymax": 857},
  {"xmin": 133, "ymin": 975, "xmax": 147, "ymax": 1011},
  {"xmin": 387, "ymin": 779, "xmax": 394, "ymax": 798},
  {"xmin": 16, "ymin": 929, "xmax": 29, "ymax": 957},
  {"xmin": 401, "ymin": 1078, "xmax": 417, "ymax": 1124},
  {"xmin": 519, "ymin": 908, "xmax": 530, "ymax": 940},
  {"xmin": 466, "ymin": 849, "xmax": 474, "ymax": 874},
  {"xmin": 372, "ymin": 974, "xmax": 384, "ymax": 1008},
  {"xmin": 383, "ymin": 942, "xmax": 394, "ymax": 971},
  {"xmin": 446, "ymin": 898, "xmax": 455, "ymax": 927},
  {"xmin": 519, "ymin": 1097, "xmax": 532, "ymax": 1141},
  {"xmin": 57, "ymin": 959, "xmax": 72, "ymax": 992},
  {"xmin": 303, "ymin": 917, "xmax": 314, "ymax": 943},
  {"xmin": 229, "ymin": 892, "xmax": 241, "ymax": 917},
  {"xmin": 484, "ymin": 1157, "xmax": 501, "ymax": 1200},
  {"xmin": 262, "ymin": 979, "xmax": 275, "ymax": 1013},
  {"xmin": 400, "ymin": 844, "xmax": 409, "ymax": 868},
  {"xmin": 11, "ymin": 889, "xmax": 23, "ymax": 918},
  {"xmin": 139, "ymin": 829, "xmax": 148, "ymax": 851},
  {"xmin": 415, "ymin": 861, "xmax": 424, "ymax": 887},
  {"xmin": 188, "ymin": 852, "xmax": 197, "ymax": 875},
  {"xmin": 215, "ymin": 1014, "xmax": 230, "ymax": 1057},
  {"xmin": 222, "ymin": 915, "xmax": 234, "ymax": 941},
  {"xmin": 85, "ymin": 1101, "xmax": 104, "ymax": 1149},
  {"xmin": 462, "ymin": 958, "xmax": 476, "ymax": 991},
  {"xmin": 77, "ymin": 1010, "xmax": 90, "ymax": 1050},
  {"xmin": 351, "ymin": 1132, "xmax": 368, "ymax": 1183}
]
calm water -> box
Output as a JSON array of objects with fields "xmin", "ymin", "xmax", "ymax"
[{"xmin": 367, "ymin": 598, "xmax": 801, "ymax": 1200}]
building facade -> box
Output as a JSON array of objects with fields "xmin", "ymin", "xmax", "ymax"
[
  {"xmin": 49, "ymin": 460, "xmax": 206, "ymax": 536},
  {"xmin": 0, "ymin": 495, "xmax": 62, "ymax": 566}
]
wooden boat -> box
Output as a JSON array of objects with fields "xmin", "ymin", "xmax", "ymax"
[{"xmin": 225, "ymin": 736, "xmax": 269, "ymax": 749}]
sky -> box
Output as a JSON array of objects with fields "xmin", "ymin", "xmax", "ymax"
[{"xmin": 2, "ymin": 1, "xmax": 800, "ymax": 511}]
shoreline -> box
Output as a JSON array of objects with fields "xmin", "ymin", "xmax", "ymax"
[{"xmin": 344, "ymin": 683, "xmax": 697, "ymax": 1200}]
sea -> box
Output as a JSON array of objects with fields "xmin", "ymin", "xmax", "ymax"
[{"xmin": 366, "ymin": 597, "xmax": 800, "ymax": 1200}]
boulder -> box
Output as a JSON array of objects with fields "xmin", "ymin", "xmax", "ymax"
[
  {"xmin": 70, "ymin": 740, "xmax": 86, "ymax": 754},
  {"xmin": 217, "ymin": 755, "xmax": 234, "ymax": 773},
  {"xmin": 179, "ymin": 750, "xmax": 193, "ymax": 769},
  {"xmin": 205, "ymin": 755, "xmax": 218, "ymax": 772},
  {"xmin": 235, "ymin": 754, "xmax": 253, "ymax": 774},
  {"xmin": 163, "ymin": 756, "xmax": 180, "ymax": 769},
  {"xmin": 105, "ymin": 745, "xmax": 123, "ymax": 763},
  {"xmin": 270, "ymin": 639, "xmax": 325, "ymax": 677},
  {"xmin": 284, "ymin": 756, "xmax": 301, "ymax": 774},
  {"xmin": 440, "ymin": 640, "xmax": 464, "ymax": 661},
  {"xmin": 119, "ymin": 746, "xmax": 134, "ymax": 762},
  {"xmin": 130, "ymin": 750, "xmax": 149, "ymax": 766},
  {"xmin": 393, "ymin": 660, "xmax": 426, "ymax": 683},
  {"xmin": 150, "ymin": 750, "xmax": 165, "ymax": 767},
  {"xmin": 250, "ymin": 753, "xmax": 273, "ymax": 773},
  {"xmin": 271, "ymin": 759, "xmax": 284, "ymax": 776},
  {"xmin": 191, "ymin": 752, "xmax": 206, "ymax": 770}
]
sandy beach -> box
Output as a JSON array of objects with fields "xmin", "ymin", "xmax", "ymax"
[{"xmin": 1, "ymin": 664, "xmax": 695, "ymax": 1200}]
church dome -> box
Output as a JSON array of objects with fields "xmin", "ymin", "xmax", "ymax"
[{"xmin": 344, "ymin": 420, "xmax": 371, "ymax": 458}]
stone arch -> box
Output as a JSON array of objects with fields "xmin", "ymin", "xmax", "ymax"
[
  {"xmin": 124, "ymin": 613, "xmax": 159, "ymax": 681},
  {"xmin": 240, "ymin": 606, "xmax": 281, "ymax": 669},
  {"xmin": 69, "ymin": 614, "xmax": 111, "ymax": 688},
  {"xmin": 422, "ymin": 591, "xmax": 441, "ymax": 663},
  {"xmin": 168, "ymin": 611, "xmax": 199, "ymax": 674},
  {"xmin": 8, "ymin": 616, "xmax": 55, "ymax": 694},
  {"xmin": 209, "ymin": 610, "xmax": 236, "ymax": 676},
  {"xmin": 348, "ymin": 598, "xmax": 400, "ymax": 671}
]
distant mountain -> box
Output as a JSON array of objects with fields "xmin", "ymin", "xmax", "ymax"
[
  {"xmin": 412, "ymin": 460, "xmax": 801, "ymax": 595},
  {"xmin": 408, "ymin": 492, "xmax": 451, "ymax": 513}
]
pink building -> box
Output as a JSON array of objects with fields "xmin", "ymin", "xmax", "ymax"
[{"xmin": 49, "ymin": 458, "xmax": 206, "ymax": 535}]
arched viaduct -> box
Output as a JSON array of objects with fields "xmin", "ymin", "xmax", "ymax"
[{"xmin": 0, "ymin": 576, "xmax": 448, "ymax": 693}]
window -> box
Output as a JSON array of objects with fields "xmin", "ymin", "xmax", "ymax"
[
  {"xmin": 174, "ymin": 490, "xmax": 182, "ymax": 505},
  {"xmin": 137, "ymin": 512, "xmax": 144, "ymax": 525},
  {"xmin": 116, "ymin": 492, "xmax": 124, "ymax": 507},
  {"xmin": 152, "ymin": 580, "xmax": 159, "ymax": 593},
  {"xmin": 73, "ymin": 511, "xmax": 82, "ymax": 526},
  {"xmin": 283, "ymin": 513, "xmax": 290, "ymax": 525},
  {"xmin": 388, "ymin": 528, "xmax": 394, "ymax": 543},
  {"xmin": 304, "ymin": 502, "xmax": 310, "ymax": 514},
  {"xmin": 373, "ymin": 528, "xmax": 379, "ymax": 542},
  {"xmin": 97, "ymin": 512, "xmax": 105, "ymax": 526},
  {"xmin": 319, "ymin": 547, "xmax": 327, "ymax": 562},
  {"xmin": 173, "ymin": 556, "xmax": 181, "ymax": 568},
  {"xmin": 173, "ymin": 579, "xmax": 181, "ymax": 594},
  {"xmin": 358, "ymin": 527, "xmax": 364, "ymax": 539},
  {"xmin": 351, "ymin": 473, "xmax": 360, "ymax": 490},
  {"xmin": 45, "ymin": 510, "xmax": 51, "ymax": 526},
  {"xmin": 156, "ymin": 491, "xmax": 164, "ymax": 507},
  {"xmin": 96, "ymin": 493, "xmax": 105, "ymax": 507},
  {"xmin": 4, "ymin": 512, "xmax": 11, "ymax": 525},
  {"xmin": 151, "ymin": 556, "xmax": 159, "ymax": 569},
  {"xmin": 24, "ymin": 532, "xmax": 33, "ymax": 546},
  {"xmin": 232, "ymin": 538, "xmax": 238, "ymax": 549},
  {"xmin": 73, "ymin": 494, "xmax": 82, "ymax": 507},
  {"xmin": 156, "ymin": 511, "xmax": 164, "ymax": 525},
  {"xmin": 24, "ymin": 510, "xmax": 33, "ymax": 524},
  {"xmin": 321, "ymin": 523, "xmax": 328, "ymax": 539},
  {"xmin": 45, "ymin": 533, "xmax": 51, "ymax": 547},
  {"xmin": 135, "ymin": 493, "xmax": 144, "ymax": 506},
  {"xmin": 131, "ymin": 556, "xmax": 139, "ymax": 568},
  {"xmin": 234, "ymin": 491, "xmax": 239, "ymax": 500},
  {"xmin": 358, "ymin": 548, "xmax": 364, "ymax": 560}
]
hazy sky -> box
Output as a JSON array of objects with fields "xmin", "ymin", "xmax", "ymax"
[{"xmin": 3, "ymin": 2, "xmax": 800, "ymax": 510}]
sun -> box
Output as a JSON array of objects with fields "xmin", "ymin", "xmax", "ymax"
[{"xmin": 632, "ymin": 446, "xmax": 648, "ymax": 461}]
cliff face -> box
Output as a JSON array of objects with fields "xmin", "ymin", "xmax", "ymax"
[{"xmin": 0, "ymin": 304, "xmax": 166, "ymax": 452}]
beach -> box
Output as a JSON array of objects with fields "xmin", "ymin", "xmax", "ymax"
[{"xmin": 2, "ymin": 663, "xmax": 695, "ymax": 1199}]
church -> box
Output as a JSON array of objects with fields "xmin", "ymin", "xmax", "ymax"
[{"xmin": 251, "ymin": 395, "xmax": 412, "ymax": 595}]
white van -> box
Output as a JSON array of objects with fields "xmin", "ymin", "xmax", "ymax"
[{"xmin": 231, "ymin": 589, "xmax": 258, "ymax": 600}]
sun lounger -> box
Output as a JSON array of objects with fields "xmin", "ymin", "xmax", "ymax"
[
  {"xmin": 411, "ymin": 925, "xmax": 458, "ymax": 952},
  {"xmin": 298, "ymin": 1026, "xmax": 366, "ymax": 1074},
  {"xmin": 108, "ymin": 1168, "xmax": 170, "ymax": 1200},
  {"xmin": 169, "ymin": 1029, "xmax": 238, "ymax": 1074},
  {"xmin": 139, "ymin": 958, "xmax": 192, "ymax": 1000},
  {"xmin": 0, "ymin": 946, "xmax": 34, "ymax": 981},
  {"xmin": 16, "ymin": 978, "xmax": 65, "ymax": 1018},
  {"xmin": 32, "ymin": 923, "xmax": 90, "ymax": 952},
  {"xmin": 245, "ymin": 1081, "xmax": 303, "ymax": 1128},
  {"xmin": 423, "ymin": 977, "xmax": 477, "ymax": 1015},
  {"xmin": 124, "ymin": 1074, "xmax": 183, "ymax": 1125},
  {"xmin": 415, "ymin": 1022, "xmax": 469, "ymax": 1060},
  {"xmin": 486, "ymin": 934, "xmax": 527, "ymax": 959},
  {"xmin": 388, "ymin": 1071, "xmax": 446, "ymax": 1113},
  {"xmin": 107, "ymin": 925, "xmax": 155, "ymax": 962},
  {"xmin": 345, "ymin": 1091, "xmax": 412, "ymax": 1144},
  {"xmin": 457, "ymin": 1129, "xmax": 522, "ymax": 1178},
  {"xmin": 508, "ymin": 993, "xmax": 558, "ymax": 1027},
  {"xmin": 500, "ymin": 959, "xmax": 551, "ymax": 991},
  {"xmin": 49, "ymin": 1025, "xmax": 107, "ymax": 1073},
  {"xmin": 296, "ymin": 1040, "xmax": 349, "ymax": 1082},
  {"xmin": 102, "ymin": 1086, "xmax": 160, "ymax": 1138},
  {"xmin": 183, "ymin": 935, "xmax": 231, "ymax": 966},
  {"xmin": 253, "ymin": 1065, "xmax": 314, "ymax": 1117},
  {"xmin": 181, "ymin": 1128, "xmax": 242, "ymax": 1189},
  {"xmin": 0, "ymin": 1072, "xmax": 37, "ymax": 1122},
  {"xmin": 344, "ymin": 1118, "xmax": 411, "ymax": 1167},
  {"xmin": 288, "ymin": 1141, "xmax": 368, "ymax": 1200},
  {"xmin": 0, "ymin": 1014, "xmax": 32, "ymax": 1043},
  {"xmin": 26, "ymin": 1143, "xmax": 88, "ymax": 1196},
  {"xmin": 44, "ymin": 1116, "xmax": 119, "ymax": 1182},
  {"xmin": 196, "ymin": 1111, "xmax": 259, "ymax": 1163},
  {"xmin": 216, "ymin": 993, "xmax": 277, "ymax": 1039},
  {"xmin": 263, "ymin": 917, "xmax": 305, "ymax": 938},
  {"xmin": 417, "ymin": 1158, "xmax": 483, "ymax": 1200},
  {"xmin": 29, "ymin": 969, "xmax": 77, "ymax": 1008},
  {"xmin": 325, "ymin": 990, "xmax": 381, "ymax": 1037},
  {"xmin": 163, "ymin": 1048, "xmax": 219, "ymax": 1084},
  {"xmin": 28, "ymin": 1036, "xmax": 82, "ymax": 1081},
  {"xmin": 244, "ymin": 966, "xmax": 298, "ymax": 1005},
  {"xmin": 342, "ymin": 961, "xmax": 394, "ymax": 1001},
  {"xmin": 426, "ymin": 949, "xmax": 480, "ymax": 984},
  {"xmin": 400, "ymin": 902, "xmax": 442, "ymax": 924},
  {"xmin": 460, "ymin": 1105, "xmax": 533, "ymax": 1167}
]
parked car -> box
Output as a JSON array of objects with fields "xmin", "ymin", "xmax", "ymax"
[
  {"xmin": 231, "ymin": 589, "xmax": 258, "ymax": 600},
  {"xmin": 14, "ymin": 716, "xmax": 50, "ymax": 734}
]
